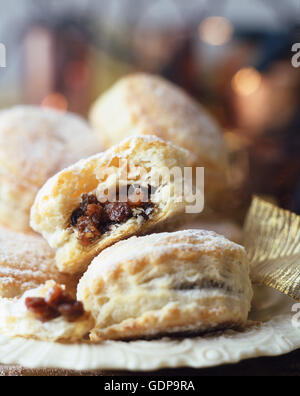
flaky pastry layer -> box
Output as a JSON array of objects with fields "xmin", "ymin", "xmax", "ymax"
[
  {"xmin": 89, "ymin": 73, "xmax": 229, "ymax": 204},
  {"xmin": 78, "ymin": 230, "xmax": 253, "ymax": 341},
  {"xmin": 0, "ymin": 226, "xmax": 78, "ymax": 299},
  {"xmin": 31, "ymin": 136, "xmax": 194, "ymax": 274}
]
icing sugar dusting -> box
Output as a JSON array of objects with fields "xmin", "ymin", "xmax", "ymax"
[
  {"xmin": 0, "ymin": 227, "xmax": 76, "ymax": 298},
  {"xmin": 89, "ymin": 229, "xmax": 245, "ymax": 277},
  {"xmin": 0, "ymin": 106, "xmax": 102, "ymax": 187}
]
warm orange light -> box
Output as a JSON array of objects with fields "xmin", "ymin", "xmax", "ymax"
[
  {"xmin": 41, "ymin": 93, "xmax": 68, "ymax": 112},
  {"xmin": 231, "ymin": 67, "xmax": 262, "ymax": 96},
  {"xmin": 199, "ymin": 17, "xmax": 233, "ymax": 46}
]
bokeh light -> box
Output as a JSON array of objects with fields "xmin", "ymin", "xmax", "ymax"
[
  {"xmin": 199, "ymin": 16, "xmax": 233, "ymax": 46},
  {"xmin": 41, "ymin": 93, "xmax": 68, "ymax": 112},
  {"xmin": 231, "ymin": 67, "xmax": 262, "ymax": 96}
]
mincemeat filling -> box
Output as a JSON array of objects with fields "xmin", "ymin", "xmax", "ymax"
[
  {"xmin": 71, "ymin": 185, "xmax": 155, "ymax": 246},
  {"xmin": 25, "ymin": 284, "xmax": 85, "ymax": 323}
]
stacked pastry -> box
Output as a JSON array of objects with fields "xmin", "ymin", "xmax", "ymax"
[
  {"xmin": 0, "ymin": 106, "xmax": 102, "ymax": 342},
  {"xmin": 89, "ymin": 73, "xmax": 243, "ymax": 242},
  {"xmin": 90, "ymin": 73, "xmax": 229, "ymax": 207},
  {"xmin": 0, "ymin": 76, "xmax": 252, "ymax": 351}
]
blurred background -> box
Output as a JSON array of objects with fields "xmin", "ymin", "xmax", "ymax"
[{"xmin": 0, "ymin": 0, "xmax": 299, "ymax": 215}]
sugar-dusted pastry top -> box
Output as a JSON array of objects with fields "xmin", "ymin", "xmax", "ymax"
[
  {"xmin": 80, "ymin": 229, "xmax": 246, "ymax": 277},
  {"xmin": 78, "ymin": 230, "xmax": 253, "ymax": 341},
  {"xmin": 0, "ymin": 281, "xmax": 93, "ymax": 342},
  {"xmin": 178, "ymin": 218, "xmax": 243, "ymax": 244},
  {"xmin": 0, "ymin": 106, "xmax": 102, "ymax": 188},
  {"xmin": 31, "ymin": 136, "xmax": 195, "ymax": 274},
  {"xmin": 0, "ymin": 226, "xmax": 78, "ymax": 299},
  {"xmin": 90, "ymin": 73, "xmax": 228, "ymax": 172},
  {"xmin": 0, "ymin": 106, "xmax": 103, "ymax": 233}
]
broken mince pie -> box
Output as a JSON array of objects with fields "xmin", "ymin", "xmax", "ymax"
[
  {"xmin": 0, "ymin": 281, "xmax": 93, "ymax": 342},
  {"xmin": 31, "ymin": 136, "xmax": 193, "ymax": 274}
]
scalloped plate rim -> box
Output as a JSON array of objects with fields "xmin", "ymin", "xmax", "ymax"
[{"xmin": 0, "ymin": 313, "xmax": 299, "ymax": 372}]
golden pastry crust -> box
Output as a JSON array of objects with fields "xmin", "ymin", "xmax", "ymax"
[
  {"xmin": 89, "ymin": 73, "xmax": 229, "ymax": 203},
  {"xmin": 0, "ymin": 226, "xmax": 78, "ymax": 299},
  {"xmin": 31, "ymin": 136, "xmax": 196, "ymax": 275},
  {"xmin": 0, "ymin": 281, "xmax": 93, "ymax": 342},
  {"xmin": 0, "ymin": 106, "xmax": 102, "ymax": 233},
  {"xmin": 178, "ymin": 218, "xmax": 243, "ymax": 244},
  {"xmin": 77, "ymin": 230, "xmax": 253, "ymax": 342}
]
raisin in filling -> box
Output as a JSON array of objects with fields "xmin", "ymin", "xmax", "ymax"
[
  {"xmin": 71, "ymin": 185, "xmax": 155, "ymax": 246},
  {"xmin": 25, "ymin": 284, "xmax": 85, "ymax": 323}
]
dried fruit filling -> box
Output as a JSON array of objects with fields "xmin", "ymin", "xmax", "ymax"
[
  {"xmin": 25, "ymin": 284, "xmax": 85, "ymax": 323},
  {"xmin": 71, "ymin": 185, "xmax": 155, "ymax": 246}
]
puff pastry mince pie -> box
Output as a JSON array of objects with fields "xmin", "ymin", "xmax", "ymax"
[
  {"xmin": 0, "ymin": 226, "xmax": 78, "ymax": 299},
  {"xmin": 0, "ymin": 281, "xmax": 93, "ymax": 342},
  {"xmin": 77, "ymin": 230, "xmax": 253, "ymax": 342},
  {"xmin": 0, "ymin": 106, "xmax": 102, "ymax": 233},
  {"xmin": 31, "ymin": 136, "xmax": 195, "ymax": 274},
  {"xmin": 89, "ymin": 73, "xmax": 229, "ymax": 205}
]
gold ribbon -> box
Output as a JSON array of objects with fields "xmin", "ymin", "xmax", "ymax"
[{"xmin": 244, "ymin": 197, "xmax": 300, "ymax": 301}]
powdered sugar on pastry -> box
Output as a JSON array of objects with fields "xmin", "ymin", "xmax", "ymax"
[
  {"xmin": 82, "ymin": 230, "xmax": 244, "ymax": 279},
  {"xmin": 78, "ymin": 230, "xmax": 253, "ymax": 341},
  {"xmin": 178, "ymin": 218, "xmax": 243, "ymax": 244},
  {"xmin": 89, "ymin": 73, "xmax": 229, "ymax": 205},
  {"xmin": 90, "ymin": 73, "xmax": 227, "ymax": 170},
  {"xmin": 0, "ymin": 226, "xmax": 78, "ymax": 298},
  {"xmin": 31, "ymin": 136, "xmax": 195, "ymax": 274},
  {"xmin": 0, "ymin": 106, "xmax": 103, "ymax": 233},
  {"xmin": 0, "ymin": 106, "xmax": 101, "ymax": 185}
]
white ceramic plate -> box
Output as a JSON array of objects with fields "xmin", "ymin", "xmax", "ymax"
[{"xmin": 0, "ymin": 287, "xmax": 299, "ymax": 372}]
